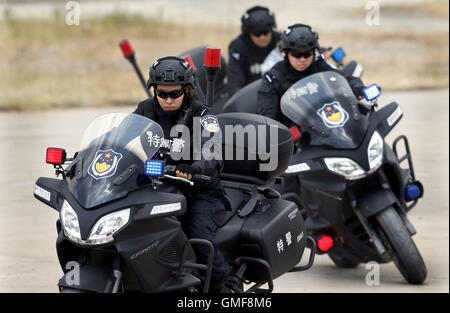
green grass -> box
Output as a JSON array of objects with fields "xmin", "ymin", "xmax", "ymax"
[{"xmin": 0, "ymin": 9, "xmax": 448, "ymax": 111}]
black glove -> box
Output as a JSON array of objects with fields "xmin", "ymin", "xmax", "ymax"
[
  {"xmin": 356, "ymin": 86, "xmax": 365, "ymax": 98},
  {"xmin": 176, "ymin": 164, "xmax": 201, "ymax": 175}
]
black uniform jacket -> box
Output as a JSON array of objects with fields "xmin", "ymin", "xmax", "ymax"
[
  {"xmin": 227, "ymin": 31, "xmax": 281, "ymax": 95},
  {"xmin": 134, "ymin": 97, "xmax": 223, "ymax": 193}
]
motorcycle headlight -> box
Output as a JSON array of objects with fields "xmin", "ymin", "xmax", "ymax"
[
  {"xmin": 61, "ymin": 201, "xmax": 130, "ymax": 246},
  {"xmin": 60, "ymin": 200, "xmax": 82, "ymax": 242},
  {"xmin": 368, "ymin": 131, "xmax": 384, "ymax": 170},
  {"xmin": 324, "ymin": 157, "xmax": 366, "ymax": 180},
  {"xmin": 86, "ymin": 208, "xmax": 131, "ymax": 245}
]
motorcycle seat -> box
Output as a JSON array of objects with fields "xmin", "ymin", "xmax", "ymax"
[{"xmin": 223, "ymin": 187, "xmax": 246, "ymax": 213}]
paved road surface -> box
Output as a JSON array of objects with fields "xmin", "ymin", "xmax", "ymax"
[{"xmin": 0, "ymin": 89, "xmax": 448, "ymax": 292}]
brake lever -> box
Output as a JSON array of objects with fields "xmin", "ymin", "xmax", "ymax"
[
  {"xmin": 163, "ymin": 174, "xmax": 194, "ymax": 186},
  {"xmin": 163, "ymin": 165, "xmax": 212, "ymax": 185}
]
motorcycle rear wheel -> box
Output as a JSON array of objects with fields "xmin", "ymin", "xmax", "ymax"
[{"xmin": 375, "ymin": 207, "xmax": 427, "ymax": 284}]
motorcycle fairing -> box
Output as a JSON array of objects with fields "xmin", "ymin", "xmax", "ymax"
[
  {"xmin": 35, "ymin": 176, "xmax": 187, "ymax": 241},
  {"xmin": 280, "ymin": 71, "xmax": 369, "ymax": 149}
]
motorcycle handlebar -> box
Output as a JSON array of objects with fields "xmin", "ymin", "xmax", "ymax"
[{"xmin": 163, "ymin": 165, "xmax": 212, "ymax": 184}]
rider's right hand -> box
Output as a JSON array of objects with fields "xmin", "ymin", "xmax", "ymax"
[{"xmin": 175, "ymin": 164, "xmax": 201, "ymax": 181}]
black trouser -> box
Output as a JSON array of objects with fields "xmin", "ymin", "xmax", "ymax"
[{"xmin": 181, "ymin": 192, "xmax": 232, "ymax": 289}]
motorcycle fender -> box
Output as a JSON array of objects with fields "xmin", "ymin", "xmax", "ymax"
[
  {"xmin": 58, "ymin": 264, "xmax": 116, "ymax": 293},
  {"xmin": 357, "ymin": 187, "xmax": 399, "ymax": 219}
]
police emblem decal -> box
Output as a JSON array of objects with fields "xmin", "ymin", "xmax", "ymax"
[
  {"xmin": 88, "ymin": 149, "xmax": 123, "ymax": 180},
  {"xmin": 317, "ymin": 101, "xmax": 349, "ymax": 128},
  {"xmin": 200, "ymin": 115, "xmax": 220, "ymax": 133}
]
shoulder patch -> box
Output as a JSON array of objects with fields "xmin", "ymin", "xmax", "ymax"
[{"xmin": 200, "ymin": 115, "xmax": 220, "ymax": 133}]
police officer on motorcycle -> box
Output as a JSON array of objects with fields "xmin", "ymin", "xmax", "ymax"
[
  {"xmin": 227, "ymin": 6, "xmax": 281, "ymax": 95},
  {"xmin": 257, "ymin": 23, "xmax": 366, "ymax": 129},
  {"xmin": 133, "ymin": 56, "xmax": 232, "ymax": 292}
]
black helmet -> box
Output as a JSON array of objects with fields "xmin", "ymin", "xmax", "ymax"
[
  {"xmin": 241, "ymin": 6, "xmax": 276, "ymax": 34},
  {"xmin": 146, "ymin": 56, "xmax": 196, "ymax": 89},
  {"xmin": 280, "ymin": 24, "xmax": 319, "ymax": 52}
]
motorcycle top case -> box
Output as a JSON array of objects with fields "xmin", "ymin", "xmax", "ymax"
[
  {"xmin": 217, "ymin": 112, "xmax": 294, "ymax": 183},
  {"xmin": 239, "ymin": 198, "xmax": 307, "ymax": 282}
]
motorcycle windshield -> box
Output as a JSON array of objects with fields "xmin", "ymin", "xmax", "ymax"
[
  {"xmin": 67, "ymin": 113, "xmax": 163, "ymax": 209},
  {"xmin": 280, "ymin": 71, "xmax": 369, "ymax": 149}
]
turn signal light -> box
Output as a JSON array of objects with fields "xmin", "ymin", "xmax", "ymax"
[{"xmin": 46, "ymin": 148, "xmax": 66, "ymax": 165}]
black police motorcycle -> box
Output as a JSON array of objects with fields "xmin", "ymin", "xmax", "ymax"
[
  {"xmin": 278, "ymin": 71, "xmax": 426, "ymax": 284},
  {"xmin": 222, "ymin": 47, "xmax": 364, "ymax": 116},
  {"xmin": 33, "ymin": 112, "xmax": 314, "ymax": 293}
]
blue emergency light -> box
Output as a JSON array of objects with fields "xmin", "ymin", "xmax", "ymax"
[
  {"xmin": 363, "ymin": 84, "xmax": 381, "ymax": 101},
  {"xmin": 145, "ymin": 160, "xmax": 165, "ymax": 177},
  {"xmin": 331, "ymin": 47, "xmax": 346, "ymax": 63},
  {"xmin": 404, "ymin": 182, "xmax": 423, "ymax": 202}
]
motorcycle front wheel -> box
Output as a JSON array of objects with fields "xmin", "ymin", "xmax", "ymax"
[{"xmin": 375, "ymin": 207, "xmax": 427, "ymax": 284}]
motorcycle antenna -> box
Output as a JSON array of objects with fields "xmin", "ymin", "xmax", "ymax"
[
  {"xmin": 119, "ymin": 39, "xmax": 152, "ymax": 98},
  {"xmin": 203, "ymin": 47, "xmax": 221, "ymax": 108}
]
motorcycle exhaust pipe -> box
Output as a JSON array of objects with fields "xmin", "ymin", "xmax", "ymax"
[
  {"xmin": 119, "ymin": 39, "xmax": 152, "ymax": 98},
  {"xmin": 203, "ymin": 47, "xmax": 221, "ymax": 108}
]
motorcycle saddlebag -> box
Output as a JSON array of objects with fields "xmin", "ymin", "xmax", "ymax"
[
  {"xmin": 217, "ymin": 112, "xmax": 294, "ymax": 184},
  {"xmin": 239, "ymin": 198, "xmax": 307, "ymax": 282}
]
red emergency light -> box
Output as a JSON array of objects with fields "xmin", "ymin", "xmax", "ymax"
[
  {"xmin": 317, "ymin": 235, "xmax": 334, "ymax": 252},
  {"xmin": 119, "ymin": 39, "xmax": 134, "ymax": 58},
  {"xmin": 46, "ymin": 148, "xmax": 66, "ymax": 165},
  {"xmin": 290, "ymin": 126, "xmax": 302, "ymax": 141},
  {"xmin": 184, "ymin": 55, "xmax": 196, "ymax": 71},
  {"xmin": 204, "ymin": 47, "xmax": 221, "ymax": 68}
]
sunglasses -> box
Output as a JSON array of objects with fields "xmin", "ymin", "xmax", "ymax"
[
  {"xmin": 289, "ymin": 50, "xmax": 314, "ymax": 59},
  {"xmin": 252, "ymin": 29, "xmax": 271, "ymax": 37},
  {"xmin": 156, "ymin": 89, "xmax": 184, "ymax": 99}
]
